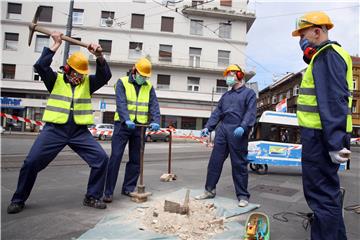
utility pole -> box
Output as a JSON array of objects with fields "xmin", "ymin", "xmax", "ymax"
[
  {"xmin": 63, "ymin": 0, "xmax": 74, "ymax": 66},
  {"xmin": 209, "ymin": 87, "xmax": 215, "ymax": 144}
]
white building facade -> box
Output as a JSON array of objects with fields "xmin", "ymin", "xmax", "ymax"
[{"xmin": 1, "ymin": 0, "xmax": 256, "ymax": 131}]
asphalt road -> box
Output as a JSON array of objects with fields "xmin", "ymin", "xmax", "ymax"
[{"xmin": 1, "ymin": 134, "xmax": 359, "ymax": 240}]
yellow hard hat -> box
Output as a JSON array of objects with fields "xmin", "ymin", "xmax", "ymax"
[
  {"xmin": 223, "ymin": 64, "xmax": 243, "ymax": 77},
  {"xmin": 67, "ymin": 51, "xmax": 89, "ymax": 74},
  {"xmin": 135, "ymin": 57, "xmax": 152, "ymax": 77},
  {"xmin": 292, "ymin": 11, "xmax": 334, "ymax": 37}
]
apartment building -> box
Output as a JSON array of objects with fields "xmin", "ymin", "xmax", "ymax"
[{"xmin": 1, "ymin": 0, "xmax": 256, "ymax": 131}]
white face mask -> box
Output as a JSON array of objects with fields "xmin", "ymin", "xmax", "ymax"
[{"xmin": 226, "ymin": 76, "xmax": 236, "ymax": 86}]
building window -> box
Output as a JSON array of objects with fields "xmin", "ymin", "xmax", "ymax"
[
  {"xmin": 157, "ymin": 74, "xmax": 170, "ymax": 89},
  {"xmin": 100, "ymin": 11, "xmax": 115, "ymax": 27},
  {"xmin": 187, "ymin": 77, "xmax": 200, "ymax": 92},
  {"xmin": 159, "ymin": 44, "xmax": 172, "ymax": 62},
  {"xmin": 72, "ymin": 9, "xmax": 84, "ymax": 25},
  {"xmin": 161, "ymin": 115, "xmax": 177, "ymax": 128},
  {"xmin": 272, "ymin": 95, "xmax": 277, "ymax": 104},
  {"xmin": 4, "ymin": 32, "xmax": 19, "ymax": 51},
  {"xmin": 189, "ymin": 47, "xmax": 201, "ymax": 67},
  {"xmin": 192, "ymin": 0, "xmax": 204, "ymax": 7},
  {"xmin": 190, "ymin": 19, "xmax": 203, "ymax": 35},
  {"xmin": 216, "ymin": 79, "xmax": 228, "ymax": 93},
  {"xmin": 286, "ymin": 89, "xmax": 291, "ymax": 99},
  {"xmin": 7, "ymin": 2, "xmax": 22, "ymax": 19},
  {"xmin": 352, "ymin": 100, "xmax": 357, "ymax": 113},
  {"xmin": 33, "ymin": 72, "xmax": 41, "ymax": 81},
  {"xmin": 131, "ymin": 14, "xmax": 145, "ymax": 29},
  {"xmin": 293, "ymin": 84, "xmax": 299, "ymax": 96},
  {"xmin": 69, "ymin": 38, "xmax": 81, "ymax": 55},
  {"xmin": 98, "ymin": 39, "xmax": 112, "ymax": 56},
  {"xmin": 218, "ymin": 50, "xmax": 230, "ymax": 67},
  {"xmin": 353, "ymin": 76, "xmax": 358, "ymax": 90},
  {"xmin": 161, "ymin": 16, "xmax": 174, "ymax": 32},
  {"xmin": 181, "ymin": 117, "xmax": 197, "ymax": 130},
  {"xmin": 38, "ymin": 6, "xmax": 53, "ymax": 22},
  {"xmin": 220, "ymin": 0, "xmax": 232, "ymax": 7},
  {"xmin": 129, "ymin": 42, "xmax": 143, "ymax": 58},
  {"xmin": 2, "ymin": 64, "xmax": 16, "ymax": 79},
  {"xmin": 35, "ymin": 35, "xmax": 49, "ymax": 52},
  {"xmin": 219, "ymin": 23, "xmax": 231, "ymax": 39}
]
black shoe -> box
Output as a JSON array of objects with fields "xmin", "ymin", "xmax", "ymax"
[
  {"xmin": 121, "ymin": 191, "xmax": 131, "ymax": 197},
  {"xmin": 103, "ymin": 195, "xmax": 113, "ymax": 203},
  {"xmin": 7, "ymin": 202, "xmax": 25, "ymax": 214},
  {"xmin": 83, "ymin": 197, "xmax": 107, "ymax": 209}
]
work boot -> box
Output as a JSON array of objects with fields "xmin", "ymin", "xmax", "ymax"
[
  {"xmin": 7, "ymin": 202, "xmax": 25, "ymax": 214},
  {"xmin": 195, "ymin": 190, "xmax": 216, "ymax": 200},
  {"xmin": 83, "ymin": 196, "xmax": 107, "ymax": 209},
  {"xmin": 103, "ymin": 195, "xmax": 113, "ymax": 203},
  {"xmin": 238, "ymin": 199, "xmax": 249, "ymax": 207},
  {"xmin": 121, "ymin": 190, "xmax": 132, "ymax": 197}
]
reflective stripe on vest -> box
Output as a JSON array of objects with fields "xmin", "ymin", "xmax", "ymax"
[
  {"xmin": 114, "ymin": 76, "xmax": 152, "ymax": 124},
  {"xmin": 297, "ymin": 44, "xmax": 353, "ymax": 132},
  {"xmin": 42, "ymin": 73, "xmax": 94, "ymax": 125}
]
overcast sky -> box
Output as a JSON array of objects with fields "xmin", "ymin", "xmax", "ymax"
[{"xmin": 245, "ymin": 0, "xmax": 359, "ymax": 90}]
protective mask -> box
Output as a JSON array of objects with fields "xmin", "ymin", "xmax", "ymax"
[
  {"xmin": 135, "ymin": 73, "xmax": 147, "ymax": 85},
  {"xmin": 226, "ymin": 76, "xmax": 236, "ymax": 87},
  {"xmin": 299, "ymin": 38, "xmax": 311, "ymax": 51},
  {"xmin": 299, "ymin": 38, "xmax": 317, "ymax": 64},
  {"xmin": 67, "ymin": 71, "xmax": 84, "ymax": 85}
]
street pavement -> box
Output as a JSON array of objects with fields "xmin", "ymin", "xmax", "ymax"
[{"xmin": 1, "ymin": 134, "xmax": 360, "ymax": 240}]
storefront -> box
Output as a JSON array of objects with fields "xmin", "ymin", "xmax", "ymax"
[{"xmin": 0, "ymin": 97, "xmax": 25, "ymax": 131}]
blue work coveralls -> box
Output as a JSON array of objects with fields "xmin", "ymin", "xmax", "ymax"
[
  {"xmin": 104, "ymin": 74, "xmax": 160, "ymax": 197},
  {"xmin": 10, "ymin": 47, "xmax": 112, "ymax": 204},
  {"xmin": 301, "ymin": 41, "xmax": 350, "ymax": 240},
  {"xmin": 204, "ymin": 85, "xmax": 256, "ymax": 201}
]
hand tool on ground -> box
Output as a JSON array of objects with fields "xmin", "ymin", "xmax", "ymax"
[
  {"xmin": 28, "ymin": 6, "xmax": 102, "ymax": 52},
  {"xmin": 160, "ymin": 129, "xmax": 177, "ymax": 182},
  {"xmin": 130, "ymin": 124, "xmax": 152, "ymax": 203}
]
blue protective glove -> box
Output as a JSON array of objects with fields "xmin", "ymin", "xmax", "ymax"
[
  {"xmin": 234, "ymin": 127, "xmax": 244, "ymax": 138},
  {"xmin": 201, "ymin": 128, "xmax": 209, "ymax": 137},
  {"xmin": 149, "ymin": 123, "xmax": 160, "ymax": 131},
  {"xmin": 125, "ymin": 120, "xmax": 135, "ymax": 129}
]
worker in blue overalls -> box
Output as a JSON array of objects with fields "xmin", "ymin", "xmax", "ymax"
[
  {"xmin": 103, "ymin": 57, "xmax": 160, "ymax": 203},
  {"xmin": 7, "ymin": 32, "xmax": 112, "ymax": 214},
  {"xmin": 195, "ymin": 64, "xmax": 256, "ymax": 207},
  {"xmin": 292, "ymin": 11, "xmax": 352, "ymax": 240}
]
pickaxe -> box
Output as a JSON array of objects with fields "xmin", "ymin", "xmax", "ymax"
[{"xmin": 28, "ymin": 6, "xmax": 101, "ymax": 52}]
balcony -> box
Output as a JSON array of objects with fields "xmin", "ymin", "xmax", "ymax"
[{"xmin": 182, "ymin": 6, "xmax": 256, "ymax": 32}]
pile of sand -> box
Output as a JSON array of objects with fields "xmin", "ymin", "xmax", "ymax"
[{"xmin": 131, "ymin": 199, "xmax": 225, "ymax": 240}]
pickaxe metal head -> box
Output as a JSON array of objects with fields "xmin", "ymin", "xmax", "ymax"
[{"xmin": 28, "ymin": 6, "xmax": 42, "ymax": 46}]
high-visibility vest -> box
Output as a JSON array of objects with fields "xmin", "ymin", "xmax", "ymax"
[
  {"xmin": 297, "ymin": 44, "xmax": 353, "ymax": 132},
  {"xmin": 114, "ymin": 76, "xmax": 152, "ymax": 124},
  {"xmin": 42, "ymin": 73, "xmax": 94, "ymax": 125}
]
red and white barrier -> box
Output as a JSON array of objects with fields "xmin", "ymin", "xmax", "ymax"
[{"xmin": 0, "ymin": 112, "xmax": 44, "ymax": 126}]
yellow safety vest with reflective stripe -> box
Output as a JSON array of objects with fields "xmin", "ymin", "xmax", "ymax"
[
  {"xmin": 114, "ymin": 76, "xmax": 152, "ymax": 124},
  {"xmin": 42, "ymin": 73, "xmax": 94, "ymax": 125},
  {"xmin": 297, "ymin": 44, "xmax": 353, "ymax": 132}
]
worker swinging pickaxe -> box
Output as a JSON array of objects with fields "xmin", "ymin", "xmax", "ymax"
[{"xmin": 28, "ymin": 6, "xmax": 102, "ymax": 53}]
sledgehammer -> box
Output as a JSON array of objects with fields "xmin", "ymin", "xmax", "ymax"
[{"xmin": 28, "ymin": 6, "xmax": 101, "ymax": 52}]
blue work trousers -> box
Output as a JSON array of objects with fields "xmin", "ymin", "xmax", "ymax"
[
  {"xmin": 301, "ymin": 127, "xmax": 347, "ymax": 240},
  {"xmin": 11, "ymin": 117, "xmax": 109, "ymax": 204},
  {"xmin": 205, "ymin": 124, "xmax": 250, "ymax": 201},
  {"xmin": 105, "ymin": 122, "xmax": 143, "ymax": 197}
]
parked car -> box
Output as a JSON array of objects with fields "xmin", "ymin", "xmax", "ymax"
[
  {"xmin": 88, "ymin": 123, "xmax": 114, "ymax": 140},
  {"xmin": 145, "ymin": 128, "xmax": 170, "ymax": 142}
]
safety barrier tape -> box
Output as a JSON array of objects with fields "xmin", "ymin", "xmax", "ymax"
[
  {"xmin": 0, "ymin": 112, "xmax": 45, "ymax": 126},
  {"xmin": 351, "ymin": 137, "xmax": 360, "ymax": 143}
]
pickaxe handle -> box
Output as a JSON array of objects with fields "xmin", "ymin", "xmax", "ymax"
[{"xmin": 29, "ymin": 23, "xmax": 102, "ymax": 52}]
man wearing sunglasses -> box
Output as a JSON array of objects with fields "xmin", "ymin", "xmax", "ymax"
[
  {"xmin": 103, "ymin": 57, "xmax": 160, "ymax": 203},
  {"xmin": 293, "ymin": 11, "xmax": 353, "ymax": 240},
  {"xmin": 7, "ymin": 31, "xmax": 112, "ymax": 214}
]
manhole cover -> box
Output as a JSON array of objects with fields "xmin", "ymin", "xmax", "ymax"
[{"xmin": 250, "ymin": 184, "xmax": 298, "ymax": 197}]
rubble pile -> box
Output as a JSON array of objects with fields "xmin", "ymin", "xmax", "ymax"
[{"xmin": 133, "ymin": 199, "xmax": 225, "ymax": 240}]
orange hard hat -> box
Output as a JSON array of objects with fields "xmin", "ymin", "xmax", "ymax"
[
  {"xmin": 135, "ymin": 57, "xmax": 152, "ymax": 77},
  {"xmin": 223, "ymin": 64, "xmax": 243, "ymax": 77},
  {"xmin": 67, "ymin": 51, "xmax": 89, "ymax": 74},
  {"xmin": 292, "ymin": 11, "xmax": 334, "ymax": 37}
]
